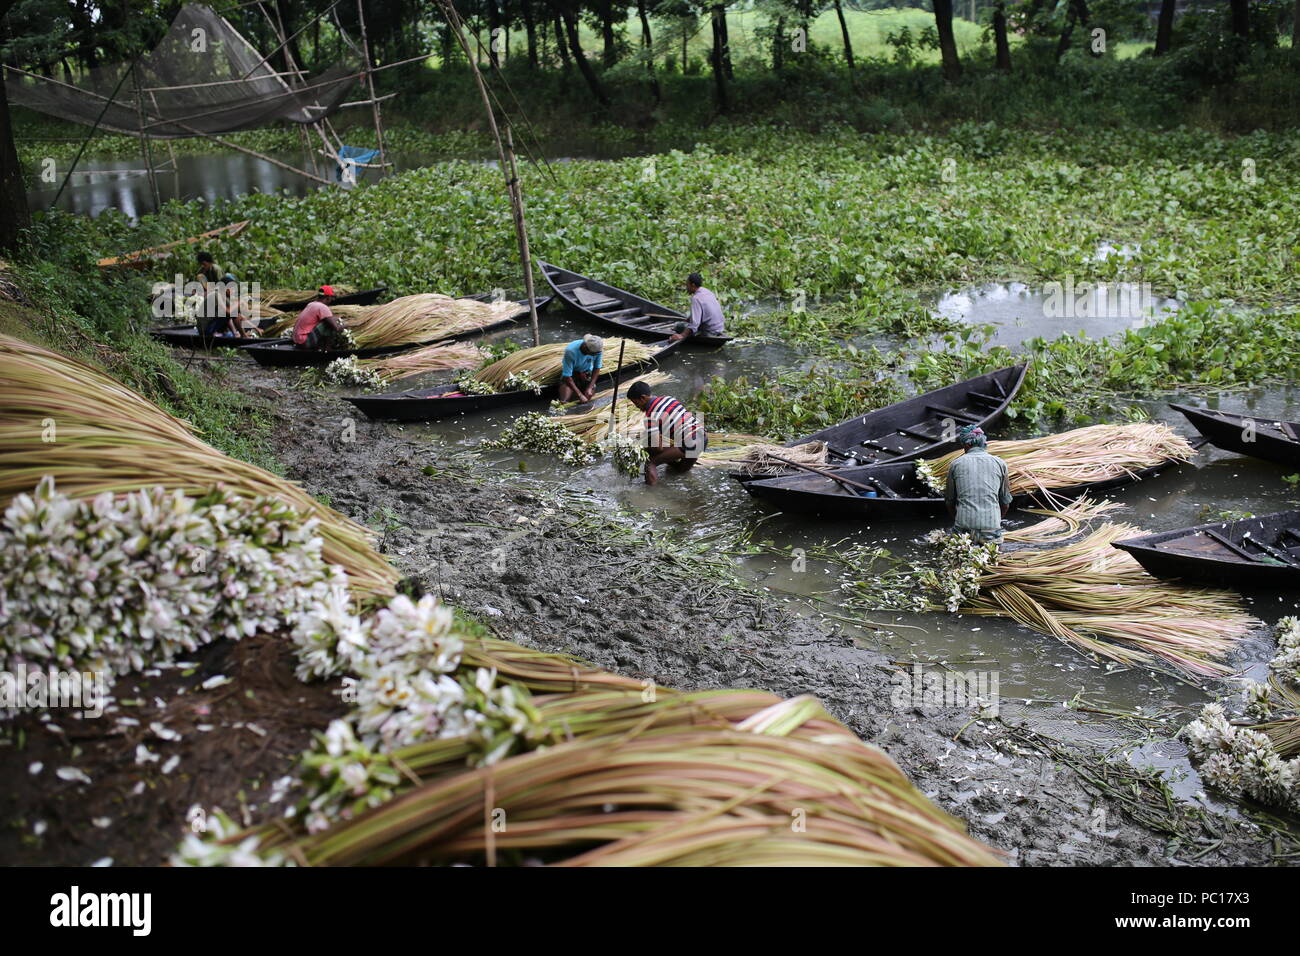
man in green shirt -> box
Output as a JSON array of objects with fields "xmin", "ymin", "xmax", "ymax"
[{"xmin": 944, "ymin": 426, "xmax": 1012, "ymax": 544}]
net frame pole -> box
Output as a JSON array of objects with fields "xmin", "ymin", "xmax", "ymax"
[
  {"xmin": 131, "ymin": 62, "xmax": 163, "ymax": 212},
  {"xmin": 356, "ymin": 0, "xmax": 386, "ymax": 166}
]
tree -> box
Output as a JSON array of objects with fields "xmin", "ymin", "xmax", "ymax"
[
  {"xmin": 932, "ymin": 0, "xmax": 961, "ymax": 81},
  {"xmin": 992, "ymin": 0, "xmax": 1011, "ymax": 72},
  {"xmin": 1154, "ymin": 0, "xmax": 1175, "ymax": 56},
  {"xmin": 635, "ymin": 0, "xmax": 661, "ymax": 102},
  {"xmin": 709, "ymin": 3, "xmax": 728, "ymax": 110},
  {"xmin": 0, "ymin": 2, "xmax": 31, "ymax": 256},
  {"xmin": 553, "ymin": 0, "xmax": 611, "ymax": 105},
  {"xmin": 832, "ymin": 0, "xmax": 853, "ymax": 69},
  {"xmin": 1229, "ymin": 0, "xmax": 1249, "ymax": 39}
]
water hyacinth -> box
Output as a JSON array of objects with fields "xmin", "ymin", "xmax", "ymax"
[{"xmin": 0, "ymin": 477, "xmax": 360, "ymax": 697}]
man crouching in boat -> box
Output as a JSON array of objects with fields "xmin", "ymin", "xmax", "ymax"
[
  {"xmin": 667, "ymin": 272, "xmax": 725, "ymax": 344},
  {"xmin": 627, "ymin": 380, "xmax": 708, "ymax": 486},
  {"xmin": 945, "ymin": 426, "xmax": 1011, "ymax": 545},
  {"xmin": 292, "ymin": 285, "xmax": 346, "ymax": 350},
  {"xmin": 557, "ymin": 334, "xmax": 604, "ymax": 403}
]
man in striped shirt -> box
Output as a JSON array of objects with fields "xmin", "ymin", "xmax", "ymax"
[
  {"xmin": 627, "ymin": 381, "xmax": 708, "ymax": 486},
  {"xmin": 944, "ymin": 426, "xmax": 1012, "ymax": 544}
]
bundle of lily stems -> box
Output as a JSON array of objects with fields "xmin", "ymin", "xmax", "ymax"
[
  {"xmin": 356, "ymin": 342, "xmax": 488, "ymax": 384},
  {"xmin": 951, "ymin": 500, "xmax": 1256, "ymax": 679},
  {"xmin": 919, "ymin": 423, "xmax": 1197, "ymax": 500},
  {"xmin": 266, "ymin": 294, "xmax": 521, "ymax": 349},
  {"xmin": 255, "ymin": 286, "xmax": 355, "ymax": 310},
  {"xmin": 473, "ymin": 338, "xmax": 654, "ymax": 390},
  {"xmin": 208, "ymin": 638, "xmax": 1001, "ymax": 867},
  {"xmin": 0, "ymin": 334, "xmax": 397, "ymax": 598}
]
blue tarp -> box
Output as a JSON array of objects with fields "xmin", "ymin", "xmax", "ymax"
[{"xmin": 335, "ymin": 146, "xmax": 380, "ymax": 181}]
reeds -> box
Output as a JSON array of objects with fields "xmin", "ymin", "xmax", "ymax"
[
  {"xmin": 919, "ymin": 423, "xmax": 1198, "ymax": 499},
  {"xmin": 211, "ymin": 684, "xmax": 1002, "ymax": 867},
  {"xmin": 473, "ymin": 339, "xmax": 654, "ymax": 391},
  {"xmin": 0, "ymin": 335, "xmax": 397, "ymax": 598},
  {"xmin": 696, "ymin": 439, "xmax": 829, "ymax": 475},
  {"xmin": 955, "ymin": 517, "xmax": 1256, "ymax": 678},
  {"xmin": 266, "ymin": 295, "xmax": 520, "ymax": 348},
  {"xmin": 358, "ymin": 342, "xmax": 488, "ymax": 384}
]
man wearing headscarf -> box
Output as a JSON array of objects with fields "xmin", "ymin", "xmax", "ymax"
[{"xmin": 944, "ymin": 426, "xmax": 1012, "ymax": 544}]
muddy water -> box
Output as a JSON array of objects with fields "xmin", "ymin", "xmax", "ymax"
[{"xmin": 345, "ymin": 290, "xmax": 1298, "ymax": 755}]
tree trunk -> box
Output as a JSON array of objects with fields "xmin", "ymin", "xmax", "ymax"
[
  {"xmin": 992, "ymin": 1, "xmax": 1012, "ymax": 71},
  {"xmin": 933, "ymin": 0, "xmax": 961, "ymax": 82},
  {"xmin": 1229, "ymin": 0, "xmax": 1249, "ymax": 38},
  {"xmin": 710, "ymin": 5, "xmax": 729, "ymax": 111},
  {"xmin": 1154, "ymin": 0, "xmax": 1175, "ymax": 56},
  {"xmin": 523, "ymin": 0, "xmax": 538, "ymax": 67},
  {"xmin": 719, "ymin": 4, "xmax": 733, "ymax": 78},
  {"xmin": 601, "ymin": 0, "xmax": 618, "ymax": 67},
  {"xmin": 487, "ymin": 1, "xmax": 502, "ymax": 68},
  {"xmin": 834, "ymin": 0, "xmax": 854, "ymax": 69},
  {"xmin": 637, "ymin": 0, "xmax": 661, "ymax": 103},
  {"xmin": 773, "ymin": 15, "xmax": 785, "ymax": 70},
  {"xmin": 561, "ymin": 5, "xmax": 611, "ymax": 105},
  {"xmin": 0, "ymin": 43, "xmax": 31, "ymax": 255},
  {"xmin": 1293, "ymin": 0, "xmax": 1300, "ymax": 52},
  {"xmin": 553, "ymin": 16, "xmax": 571, "ymax": 67},
  {"xmin": 1055, "ymin": 3, "xmax": 1078, "ymax": 59}
]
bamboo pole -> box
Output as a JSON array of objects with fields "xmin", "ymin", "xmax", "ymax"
[
  {"xmin": 357, "ymin": 0, "xmax": 387, "ymax": 166},
  {"xmin": 436, "ymin": 0, "xmax": 541, "ymax": 346},
  {"xmin": 131, "ymin": 62, "xmax": 163, "ymax": 213}
]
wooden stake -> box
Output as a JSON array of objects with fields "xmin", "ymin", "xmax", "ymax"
[
  {"xmin": 357, "ymin": 0, "xmax": 386, "ymax": 166},
  {"xmin": 606, "ymin": 339, "xmax": 626, "ymax": 436},
  {"xmin": 437, "ymin": 0, "xmax": 542, "ymax": 346}
]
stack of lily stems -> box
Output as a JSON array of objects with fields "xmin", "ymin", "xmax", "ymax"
[
  {"xmin": 696, "ymin": 440, "xmax": 830, "ymax": 475},
  {"xmin": 265, "ymin": 295, "xmax": 520, "ymax": 348},
  {"xmin": 225, "ymin": 673, "xmax": 1002, "ymax": 866},
  {"xmin": 961, "ymin": 515, "xmax": 1255, "ymax": 678},
  {"xmin": 474, "ymin": 338, "xmax": 654, "ymax": 391},
  {"xmin": 550, "ymin": 372, "xmax": 672, "ymax": 443},
  {"xmin": 357, "ymin": 342, "xmax": 488, "ymax": 384},
  {"xmin": 0, "ymin": 334, "xmax": 398, "ymax": 598},
  {"xmin": 923, "ymin": 423, "xmax": 1197, "ymax": 498},
  {"xmin": 256, "ymin": 286, "xmax": 355, "ymax": 309}
]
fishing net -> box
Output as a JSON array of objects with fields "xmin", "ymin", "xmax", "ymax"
[{"xmin": 4, "ymin": 4, "xmax": 361, "ymax": 139}]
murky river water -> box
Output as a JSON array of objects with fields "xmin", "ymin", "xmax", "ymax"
[{"xmin": 331, "ymin": 286, "xmax": 1300, "ymax": 783}]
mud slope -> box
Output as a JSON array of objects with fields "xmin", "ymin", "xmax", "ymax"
[{"xmin": 224, "ymin": 359, "xmax": 1282, "ymax": 866}]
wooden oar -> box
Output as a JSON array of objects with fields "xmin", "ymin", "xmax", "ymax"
[
  {"xmin": 606, "ymin": 339, "xmax": 627, "ymax": 436},
  {"xmin": 762, "ymin": 453, "xmax": 882, "ymax": 496}
]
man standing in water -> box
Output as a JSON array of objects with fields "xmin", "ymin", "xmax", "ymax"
[
  {"xmin": 668, "ymin": 272, "xmax": 725, "ymax": 343},
  {"xmin": 627, "ymin": 380, "xmax": 708, "ymax": 486},
  {"xmin": 945, "ymin": 426, "xmax": 1012, "ymax": 544}
]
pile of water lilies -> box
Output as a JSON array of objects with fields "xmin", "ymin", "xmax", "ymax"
[
  {"xmin": 0, "ymin": 478, "xmax": 357, "ymax": 703},
  {"xmin": 175, "ymin": 593, "xmax": 1001, "ymax": 867},
  {"xmin": 471, "ymin": 339, "xmax": 654, "ymax": 393},
  {"xmin": 322, "ymin": 345, "xmax": 487, "ymax": 391},
  {"xmin": 1183, "ymin": 617, "xmax": 1300, "ymax": 811},
  {"xmin": 0, "ymin": 335, "xmax": 397, "ymax": 598}
]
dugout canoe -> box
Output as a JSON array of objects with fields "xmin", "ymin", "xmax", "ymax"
[
  {"xmin": 241, "ymin": 294, "xmax": 552, "ymax": 368},
  {"xmin": 742, "ymin": 438, "xmax": 1202, "ymax": 522},
  {"xmin": 730, "ymin": 364, "xmax": 1028, "ymax": 482},
  {"xmin": 343, "ymin": 337, "xmax": 684, "ymax": 422},
  {"xmin": 1113, "ymin": 510, "xmax": 1300, "ymax": 588},
  {"xmin": 539, "ymin": 261, "xmax": 732, "ymax": 347},
  {"xmin": 1170, "ymin": 403, "xmax": 1300, "ymax": 469}
]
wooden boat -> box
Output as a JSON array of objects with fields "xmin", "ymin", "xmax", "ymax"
[
  {"xmin": 1114, "ymin": 510, "xmax": 1300, "ymax": 589},
  {"xmin": 344, "ymin": 338, "xmax": 685, "ymax": 422},
  {"xmin": 98, "ymin": 220, "xmax": 251, "ymax": 270},
  {"xmin": 539, "ymin": 261, "xmax": 732, "ymax": 347},
  {"xmin": 241, "ymin": 294, "xmax": 552, "ymax": 369},
  {"xmin": 742, "ymin": 438, "xmax": 1202, "ymax": 522},
  {"xmin": 150, "ymin": 325, "xmax": 289, "ymax": 350},
  {"xmin": 1170, "ymin": 403, "xmax": 1300, "ymax": 469},
  {"xmin": 731, "ymin": 364, "xmax": 1029, "ymax": 482}
]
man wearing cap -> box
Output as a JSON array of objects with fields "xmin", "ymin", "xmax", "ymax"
[
  {"xmin": 292, "ymin": 285, "xmax": 346, "ymax": 350},
  {"xmin": 945, "ymin": 426, "xmax": 1012, "ymax": 544},
  {"xmin": 668, "ymin": 272, "xmax": 725, "ymax": 343},
  {"xmin": 626, "ymin": 380, "xmax": 708, "ymax": 486},
  {"xmin": 557, "ymin": 334, "xmax": 604, "ymax": 403}
]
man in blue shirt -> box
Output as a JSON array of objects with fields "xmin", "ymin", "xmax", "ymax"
[
  {"xmin": 669, "ymin": 272, "xmax": 726, "ymax": 343},
  {"xmin": 558, "ymin": 334, "xmax": 604, "ymax": 403}
]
